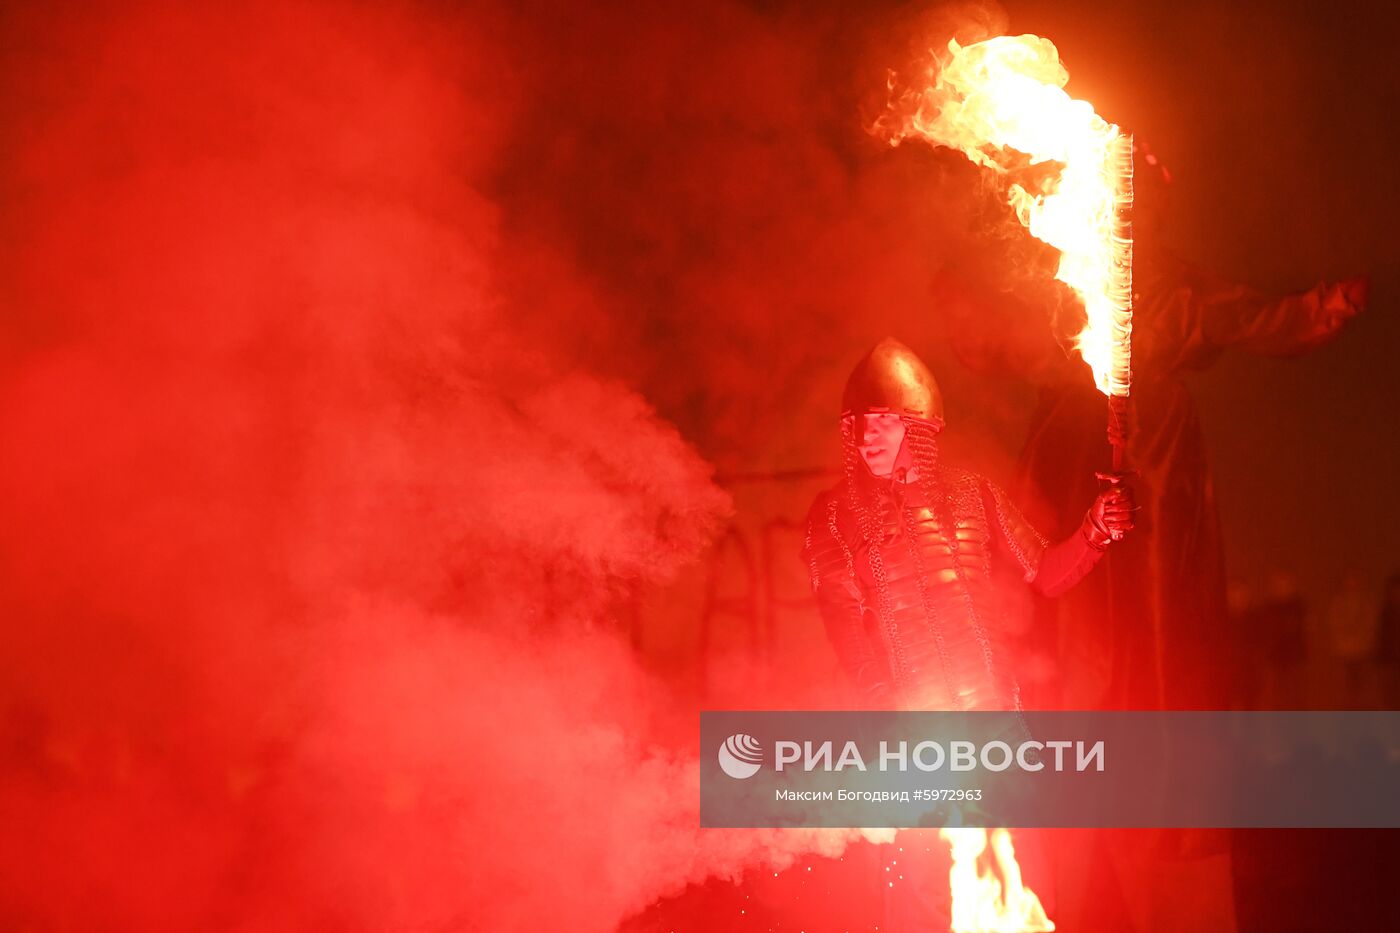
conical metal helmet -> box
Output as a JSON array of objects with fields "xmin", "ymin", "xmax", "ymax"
[{"xmin": 841, "ymin": 338, "xmax": 945, "ymax": 425}]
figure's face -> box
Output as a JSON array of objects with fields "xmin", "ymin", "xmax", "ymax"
[{"xmin": 848, "ymin": 412, "xmax": 906, "ymax": 477}]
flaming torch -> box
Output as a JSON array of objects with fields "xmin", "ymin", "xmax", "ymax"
[
  {"xmin": 881, "ymin": 34, "xmax": 1135, "ymax": 480},
  {"xmin": 880, "ymin": 34, "xmax": 1136, "ymax": 931}
]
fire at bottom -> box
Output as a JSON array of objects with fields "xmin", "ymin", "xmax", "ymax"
[
  {"xmin": 941, "ymin": 829, "xmax": 1053, "ymax": 933},
  {"xmin": 743, "ymin": 827, "xmax": 1054, "ymax": 933}
]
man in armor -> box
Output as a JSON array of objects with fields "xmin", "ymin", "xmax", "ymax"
[
  {"xmin": 802, "ymin": 337, "xmax": 1135, "ymax": 712},
  {"xmin": 800, "ymin": 337, "xmax": 1134, "ymax": 932}
]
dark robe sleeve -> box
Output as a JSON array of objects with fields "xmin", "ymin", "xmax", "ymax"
[{"xmin": 1135, "ymin": 247, "xmax": 1360, "ymax": 375}]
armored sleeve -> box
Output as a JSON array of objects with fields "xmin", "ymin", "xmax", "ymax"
[
  {"xmin": 801, "ymin": 491, "xmax": 893, "ymax": 701},
  {"xmin": 983, "ymin": 481, "xmax": 1049, "ymax": 583},
  {"xmin": 983, "ymin": 480, "xmax": 1104, "ymax": 598}
]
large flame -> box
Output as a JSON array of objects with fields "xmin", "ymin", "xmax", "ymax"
[
  {"xmin": 884, "ymin": 34, "xmax": 1133, "ymax": 397},
  {"xmin": 883, "ymin": 33, "xmax": 1135, "ymax": 930},
  {"xmin": 941, "ymin": 828, "xmax": 1055, "ymax": 933}
]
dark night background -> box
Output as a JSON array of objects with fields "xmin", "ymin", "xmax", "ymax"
[{"xmin": 1, "ymin": 0, "xmax": 1396, "ymax": 930}]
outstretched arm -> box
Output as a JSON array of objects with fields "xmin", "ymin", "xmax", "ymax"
[
  {"xmin": 984, "ymin": 480, "xmax": 1135, "ymax": 598},
  {"xmin": 1200, "ymin": 275, "xmax": 1366, "ymax": 357},
  {"xmin": 1139, "ymin": 247, "xmax": 1367, "ymax": 373}
]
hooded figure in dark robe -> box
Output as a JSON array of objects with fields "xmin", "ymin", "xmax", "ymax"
[
  {"xmin": 940, "ymin": 147, "xmax": 1365, "ymax": 932},
  {"xmin": 1014, "ymin": 251, "xmax": 1364, "ymax": 713}
]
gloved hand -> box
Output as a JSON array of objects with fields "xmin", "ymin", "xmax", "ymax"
[
  {"xmin": 1081, "ymin": 476, "xmax": 1137, "ymax": 550},
  {"xmin": 1280, "ymin": 275, "xmax": 1368, "ymax": 354},
  {"xmin": 1318, "ymin": 276, "xmax": 1368, "ymax": 333}
]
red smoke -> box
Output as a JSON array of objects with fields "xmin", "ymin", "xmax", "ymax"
[
  {"xmin": 0, "ymin": 1, "xmax": 1022, "ymax": 929},
  {"xmin": 0, "ymin": 2, "xmax": 773, "ymax": 928}
]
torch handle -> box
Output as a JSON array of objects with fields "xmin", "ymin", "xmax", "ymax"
[
  {"xmin": 1107, "ymin": 393, "xmax": 1130, "ymax": 473},
  {"xmin": 1103, "ymin": 393, "xmax": 1132, "ymax": 539}
]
